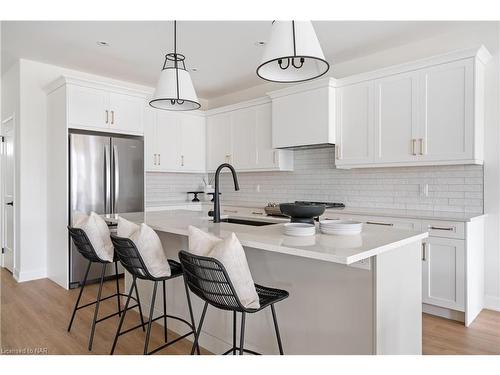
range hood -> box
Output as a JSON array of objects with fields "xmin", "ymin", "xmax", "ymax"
[{"xmin": 267, "ymin": 78, "xmax": 336, "ymax": 150}]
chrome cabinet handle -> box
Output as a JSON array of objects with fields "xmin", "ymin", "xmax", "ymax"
[
  {"xmin": 366, "ymin": 221, "xmax": 394, "ymax": 226},
  {"xmin": 158, "ymin": 153, "xmax": 160, "ymax": 165},
  {"xmin": 252, "ymin": 211, "xmax": 263, "ymax": 215},
  {"xmin": 111, "ymin": 110, "xmax": 115, "ymax": 125},
  {"xmin": 153, "ymin": 154, "xmax": 157, "ymax": 166},
  {"xmin": 104, "ymin": 144, "xmax": 111, "ymax": 213},
  {"xmin": 419, "ymin": 138, "xmax": 425, "ymax": 155},
  {"xmin": 223, "ymin": 209, "xmax": 238, "ymax": 213},
  {"xmin": 181, "ymin": 155, "xmax": 184, "ymax": 167},
  {"xmin": 428, "ymin": 225, "xmax": 454, "ymax": 231},
  {"xmin": 105, "ymin": 110, "xmax": 109, "ymax": 124},
  {"xmin": 273, "ymin": 151, "xmax": 277, "ymax": 165},
  {"xmin": 411, "ymin": 139, "xmax": 417, "ymax": 156},
  {"xmin": 422, "ymin": 242, "xmax": 426, "ymax": 261}
]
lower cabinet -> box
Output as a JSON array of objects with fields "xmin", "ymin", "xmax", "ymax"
[
  {"xmin": 422, "ymin": 237, "xmax": 465, "ymax": 311},
  {"xmin": 321, "ymin": 210, "xmax": 484, "ymax": 325}
]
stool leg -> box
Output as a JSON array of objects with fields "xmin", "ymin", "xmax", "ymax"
[
  {"xmin": 190, "ymin": 302, "xmax": 208, "ymax": 355},
  {"xmin": 271, "ymin": 304, "xmax": 284, "ymax": 355},
  {"xmin": 134, "ymin": 282, "xmax": 146, "ymax": 332},
  {"xmin": 67, "ymin": 260, "xmax": 92, "ymax": 332},
  {"xmin": 232, "ymin": 311, "xmax": 237, "ymax": 355},
  {"xmin": 239, "ymin": 312, "xmax": 246, "ymax": 355},
  {"xmin": 88, "ymin": 263, "xmax": 106, "ymax": 351},
  {"xmin": 110, "ymin": 277, "xmax": 136, "ymax": 355},
  {"xmin": 144, "ymin": 281, "xmax": 158, "ymax": 355},
  {"xmin": 114, "ymin": 261, "xmax": 121, "ymax": 317},
  {"xmin": 162, "ymin": 280, "xmax": 167, "ymax": 342},
  {"xmin": 183, "ymin": 279, "xmax": 200, "ymax": 354}
]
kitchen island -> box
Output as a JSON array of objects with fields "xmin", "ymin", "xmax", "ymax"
[{"xmin": 106, "ymin": 209, "xmax": 428, "ymax": 355}]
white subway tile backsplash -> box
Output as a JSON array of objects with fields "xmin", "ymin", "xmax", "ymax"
[{"xmin": 145, "ymin": 148, "xmax": 484, "ymax": 214}]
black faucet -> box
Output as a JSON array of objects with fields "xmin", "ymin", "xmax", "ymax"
[{"xmin": 213, "ymin": 163, "xmax": 240, "ymax": 223}]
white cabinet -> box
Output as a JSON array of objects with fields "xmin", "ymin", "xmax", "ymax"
[
  {"xmin": 332, "ymin": 47, "xmax": 489, "ymax": 169},
  {"xmin": 231, "ymin": 107, "xmax": 257, "ymax": 170},
  {"xmin": 269, "ymin": 79, "xmax": 335, "ymax": 149},
  {"xmin": 418, "ymin": 59, "xmax": 474, "ymax": 162},
  {"xmin": 67, "ymin": 85, "xmax": 108, "ymax": 129},
  {"xmin": 108, "ymin": 92, "xmax": 145, "ymax": 134},
  {"xmin": 64, "ymin": 80, "xmax": 146, "ymax": 134},
  {"xmin": 373, "ymin": 72, "xmax": 419, "ymax": 163},
  {"xmin": 207, "ymin": 112, "xmax": 232, "ymax": 170},
  {"xmin": 145, "ymin": 110, "xmax": 206, "ymax": 173},
  {"xmin": 335, "ymin": 81, "xmax": 374, "ymax": 166},
  {"xmin": 206, "ymin": 101, "xmax": 293, "ymax": 172},
  {"xmin": 422, "ymin": 237, "xmax": 465, "ymax": 311}
]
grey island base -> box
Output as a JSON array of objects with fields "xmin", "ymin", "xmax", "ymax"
[{"xmin": 105, "ymin": 210, "xmax": 428, "ymax": 355}]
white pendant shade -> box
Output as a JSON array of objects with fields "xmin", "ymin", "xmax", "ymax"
[
  {"xmin": 149, "ymin": 67, "xmax": 200, "ymax": 111},
  {"xmin": 257, "ymin": 21, "xmax": 329, "ymax": 83}
]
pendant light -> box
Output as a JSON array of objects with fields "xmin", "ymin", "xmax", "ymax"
[
  {"xmin": 150, "ymin": 21, "xmax": 201, "ymax": 111},
  {"xmin": 256, "ymin": 21, "xmax": 329, "ymax": 83}
]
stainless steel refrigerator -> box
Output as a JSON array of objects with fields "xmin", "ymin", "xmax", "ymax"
[{"xmin": 69, "ymin": 130, "xmax": 144, "ymax": 288}]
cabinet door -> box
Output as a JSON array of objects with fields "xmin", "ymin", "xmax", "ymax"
[
  {"xmin": 180, "ymin": 114, "xmax": 206, "ymax": 172},
  {"xmin": 335, "ymin": 82, "xmax": 374, "ymax": 165},
  {"xmin": 418, "ymin": 59, "xmax": 474, "ymax": 161},
  {"xmin": 155, "ymin": 112, "xmax": 181, "ymax": 171},
  {"xmin": 231, "ymin": 107, "xmax": 257, "ymax": 170},
  {"xmin": 256, "ymin": 103, "xmax": 278, "ymax": 169},
  {"xmin": 108, "ymin": 92, "xmax": 145, "ymax": 134},
  {"xmin": 144, "ymin": 108, "xmax": 158, "ymax": 171},
  {"xmin": 374, "ymin": 72, "xmax": 419, "ymax": 163},
  {"xmin": 67, "ymin": 85, "xmax": 108, "ymax": 129},
  {"xmin": 206, "ymin": 113, "xmax": 232, "ymax": 171},
  {"xmin": 422, "ymin": 237, "xmax": 465, "ymax": 311}
]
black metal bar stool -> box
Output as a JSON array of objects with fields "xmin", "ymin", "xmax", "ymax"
[
  {"xmin": 109, "ymin": 235, "xmax": 199, "ymax": 355},
  {"xmin": 67, "ymin": 227, "xmax": 146, "ymax": 351},
  {"xmin": 179, "ymin": 250, "xmax": 289, "ymax": 355}
]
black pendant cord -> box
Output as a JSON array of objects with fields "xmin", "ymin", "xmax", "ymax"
[{"xmin": 278, "ymin": 20, "xmax": 304, "ymax": 70}]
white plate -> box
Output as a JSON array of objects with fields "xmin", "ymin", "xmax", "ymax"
[
  {"xmin": 320, "ymin": 227, "xmax": 362, "ymax": 235},
  {"xmin": 284, "ymin": 223, "xmax": 316, "ymax": 236},
  {"xmin": 320, "ymin": 220, "xmax": 362, "ymax": 229}
]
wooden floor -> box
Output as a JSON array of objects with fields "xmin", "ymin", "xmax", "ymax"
[{"xmin": 1, "ymin": 268, "xmax": 500, "ymax": 355}]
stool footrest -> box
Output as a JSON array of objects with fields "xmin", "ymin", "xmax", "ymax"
[
  {"xmin": 147, "ymin": 331, "xmax": 194, "ymax": 355},
  {"xmin": 94, "ymin": 303, "xmax": 140, "ymax": 324},
  {"xmin": 222, "ymin": 347, "xmax": 261, "ymax": 355},
  {"xmin": 76, "ymin": 292, "xmax": 137, "ymax": 311}
]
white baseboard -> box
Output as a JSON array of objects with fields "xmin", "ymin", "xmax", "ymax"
[
  {"xmin": 16, "ymin": 268, "xmax": 47, "ymax": 282},
  {"xmin": 484, "ymin": 295, "xmax": 500, "ymax": 312},
  {"xmin": 422, "ymin": 303, "xmax": 465, "ymax": 323}
]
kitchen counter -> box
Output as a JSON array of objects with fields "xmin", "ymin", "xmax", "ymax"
[{"xmin": 105, "ymin": 209, "xmax": 428, "ymax": 265}]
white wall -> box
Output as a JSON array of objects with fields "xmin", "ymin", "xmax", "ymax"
[
  {"xmin": 208, "ymin": 23, "xmax": 500, "ymax": 310},
  {"xmin": 1, "ymin": 59, "xmax": 154, "ymax": 282},
  {"xmin": 1, "ymin": 62, "xmax": 20, "ymax": 278}
]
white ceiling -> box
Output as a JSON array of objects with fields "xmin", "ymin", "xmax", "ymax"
[{"xmin": 0, "ymin": 21, "xmax": 483, "ymax": 99}]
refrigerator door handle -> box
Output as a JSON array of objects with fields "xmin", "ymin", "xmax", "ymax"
[
  {"xmin": 113, "ymin": 145, "xmax": 119, "ymax": 214},
  {"xmin": 104, "ymin": 143, "xmax": 111, "ymax": 214}
]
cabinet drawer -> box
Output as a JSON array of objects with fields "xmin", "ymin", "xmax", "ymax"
[
  {"xmin": 422, "ymin": 220, "xmax": 465, "ymax": 239},
  {"xmin": 322, "ymin": 212, "xmax": 421, "ymax": 231}
]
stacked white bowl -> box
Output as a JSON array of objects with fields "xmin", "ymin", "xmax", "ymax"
[
  {"xmin": 319, "ymin": 219, "xmax": 363, "ymax": 235},
  {"xmin": 283, "ymin": 223, "xmax": 316, "ymax": 237}
]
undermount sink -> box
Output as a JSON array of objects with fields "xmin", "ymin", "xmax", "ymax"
[{"xmin": 220, "ymin": 218, "xmax": 277, "ymax": 226}]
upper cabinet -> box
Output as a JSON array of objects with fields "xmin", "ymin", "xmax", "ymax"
[
  {"xmin": 268, "ymin": 79, "xmax": 335, "ymax": 149},
  {"xmin": 145, "ymin": 109, "xmax": 206, "ymax": 173},
  {"xmin": 334, "ymin": 46, "xmax": 491, "ymax": 169},
  {"xmin": 206, "ymin": 99, "xmax": 293, "ymax": 172},
  {"xmin": 48, "ymin": 76, "xmax": 147, "ymax": 135},
  {"xmin": 335, "ymin": 81, "xmax": 374, "ymax": 164}
]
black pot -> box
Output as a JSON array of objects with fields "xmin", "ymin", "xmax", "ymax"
[{"xmin": 279, "ymin": 203, "xmax": 326, "ymax": 225}]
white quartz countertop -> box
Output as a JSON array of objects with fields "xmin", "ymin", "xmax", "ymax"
[{"xmin": 105, "ymin": 210, "xmax": 428, "ymax": 265}]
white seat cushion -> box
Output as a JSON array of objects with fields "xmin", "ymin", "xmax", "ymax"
[
  {"xmin": 73, "ymin": 211, "xmax": 114, "ymax": 262},
  {"xmin": 117, "ymin": 217, "xmax": 171, "ymax": 278},
  {"xmin": 188, "ymin": 226, "xmax": 260, "ymax": 309}
]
